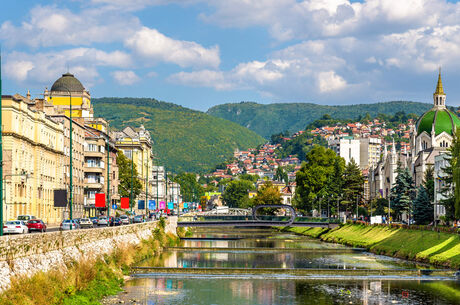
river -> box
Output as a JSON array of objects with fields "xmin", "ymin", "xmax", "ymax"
[{"xmin": 104, "ymin": 228, "xmax": 460, "ymax": 304}]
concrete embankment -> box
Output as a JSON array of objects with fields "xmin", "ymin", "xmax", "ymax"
[
  {"xmin": 284, "ymin": 224, "xmax": 460, "ymax": 269},
  {"xmin": 0, "ymin": 217, "xmax": 177, "ymax": 291}
]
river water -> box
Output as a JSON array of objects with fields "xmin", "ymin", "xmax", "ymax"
[{"xmin": 104, "ymin": 228, "xmax": 460, "ymax": 304}]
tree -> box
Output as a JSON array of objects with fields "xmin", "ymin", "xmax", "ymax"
[
  {"xmin": 222, "ymin": 180, "xmax": 255, "ymax": 208},
  {"xmin": 413, "ymin": 185, "xmax": 433, "ymax": 225},
  {"xmin": 342, "ymin": 159, "xmax": 364, "ymax": 213},
  {"xmin": 372, "ymin": 198, "xmax": 388, "ymax": 216},
  {"xmin": 274, "ymin": 167, "xmax": 288, "ymax": 185},
  {"xmin": 295, "ymin": 145, "xmax": 342, "ymax": 213},
  {"xmin": 174, "ymin": 173, "xmax": 204, "ymax": 202},
  {"xmin": 253, "ymin": 181, "xmax": 282, "ymax": 206},
  {"xmin": 390, "ymin": 164, "xmax": 415, "ymax": 221},
  {"xmin": 440, "ymin": 129, "xmax": 460, "ymax": 221},
  {"xmin": 239, "ymin": 173, "xmax": 259, "ymax": 183},
  {"xmin": 116, "ymin": 151, "xmax": 142, "ymax": 207}
]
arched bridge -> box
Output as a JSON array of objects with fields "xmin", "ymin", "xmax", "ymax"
[{"xmin": 178, "ymin": 205, "xmax": 340, "ymax": 228}]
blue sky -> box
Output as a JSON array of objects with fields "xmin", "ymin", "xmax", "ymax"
[{"xmin": 1, "ymin": 0, "xmax": 460, "ymax": 111}]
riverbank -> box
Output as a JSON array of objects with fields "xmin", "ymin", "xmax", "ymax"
[
  {"xmin": 0, "ymin": 220, "xmax": 182, "ymax": 305},
  {"xmin": 283, "ymin": 224, "xmax": 460, "ymax": 269}
]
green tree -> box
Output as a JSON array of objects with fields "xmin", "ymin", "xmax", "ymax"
[
  {"xmin": 295, "ymin": 145, "xmax": 341, "ymax": 213},
  {"xmin": 274, "ymin": 167, "xmax": 288, "ymax": 185},
  {"xmin": 390, "ymin": 164, "xmax": 415, "ymax": 221},
  {"xmin": 116, "ymin": 151, "xmax": 142, "ymax": 207},
  {"xmin": 174, "ymin": 173, "xmax": 204, "ymax": 202},
  {"xmin": 253, "ymin": 181, "xmax": 282, "ymax": 206},
  {"xmin": 372, "ymin": 198, "xmax": 388, "ymax": 216},
  {"xmin": 439, "ymin": 129, "xmax": 460, "ymax": 221},
  {"xmin": 342, "ymin": 159, "xmax": 364, "ymax": 212},
  {"xmin": 413, "ymin": 185, "xmax": 433, "ymax": 225},
  {"xmin": 222, "ymin": 180, "xmax": 255, "ymax": 208},
  {"xmin": 239, "ymin": 173, "xmax": 259, "ymax": 183}
]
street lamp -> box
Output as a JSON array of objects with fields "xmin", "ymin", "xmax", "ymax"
[
  {"xmin": 49, "ymin": 86, "xmax": 73, "ymax": 228},
  {"xmin": 106, "ymin": 124, "xmax": 111, "ymax": 220},
  {"xmin": 130, "ymin": 138, "xmax": 134, "ymax": 214}
]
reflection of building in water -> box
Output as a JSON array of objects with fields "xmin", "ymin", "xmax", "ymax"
[{"xmin": 229, "ymin": 280, "xmax": 253, "ymax": 300}]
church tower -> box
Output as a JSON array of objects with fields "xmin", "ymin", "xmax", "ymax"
[{"xmin": 433, "ymin": 68, "xmax": 446, "ymax": 109}]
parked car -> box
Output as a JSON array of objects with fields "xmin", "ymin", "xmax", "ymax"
[
  {"xmin": 17, "ymin": 215, "xmax": 37, "ymax": 222},
  {"xmin": 26, "ymin": 219, "xmax": 47, "ymax": 233},
  {"xmin": 97, "ymin": 216, "xmax": 108, "ymax": 226},
  {"xmin": 60, "ymin": 220, "xmax": 80, "ymax": 231},
  {"xmin": 120, "ymin": 215, "xmax": 130, "ymax": 225},
  {"xmin": 79, "ymin": 218, "xmax": 93, "ymax": 228},
  {"xmin": 133, "ymin": 215, "xmax": 144, "ymax": 223},
  {"xmin": 90, "ymin": 217, "xmax": 99, "ymax": 225},
  {"xmin": 113, "ymin": 217, "xmax": 122, "ymax": 226},
  {"xmin": 3, "ymin": 220, "xmax": 29, "ymax": 234}
]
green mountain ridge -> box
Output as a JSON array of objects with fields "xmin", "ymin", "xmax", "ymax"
[
  {"xmin": 92, "ymin": 97, "xmax": 265, "ymax": 173},
  {"xmin": 207, "ymin": 101, "xmax": 434, "ymax": 138}
]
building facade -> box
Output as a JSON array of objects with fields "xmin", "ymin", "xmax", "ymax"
[
  {"xmin": 1, "ymin": 94, "xmax": 66, "ymax": 225},
  {"xmin": 328, "ymin": 136, "xmax": 360, "ymax": 165}
]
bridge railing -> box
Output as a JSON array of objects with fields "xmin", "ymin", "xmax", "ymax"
[{"xmin": 178, "ymin": 215, "xmax": 342, "ymax": 224}]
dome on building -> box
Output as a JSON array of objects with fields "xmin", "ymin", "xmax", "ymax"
[
  {"xmin": 417, "ymin": 108, "xmax": 460, "ymax": 136},
  {"xmin": 416, "ymin": 70, "xmax": 460, "ymax": 136},
  {"xmin": 50, "ymin": 73, "xmax": 85, "ymax": 93}
]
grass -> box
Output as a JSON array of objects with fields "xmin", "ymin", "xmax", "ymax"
[
  {"xmin": 0, "ymin": 226, "xmax": 181, "ymax": 305},
  {"xmin": 286, "ymin": 223, "xmax": 460, "ymax": 268}
]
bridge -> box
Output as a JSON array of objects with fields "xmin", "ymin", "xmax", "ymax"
[{"xmin": 178, "ymin": 205, "xmax": 340, "ymax": 228}]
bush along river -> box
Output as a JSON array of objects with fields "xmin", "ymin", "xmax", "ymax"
[{"xmin": 103, "ymin": 228, "xmax": 460, "ymax": 305}]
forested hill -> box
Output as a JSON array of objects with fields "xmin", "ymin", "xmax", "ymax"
[
  {"xmin": 92, "ymin": 97, "xmax": 265, "ymax": 173},
  {"xmin": 207, "ymin": 101, "xmax": 432, "ymax": 138}
]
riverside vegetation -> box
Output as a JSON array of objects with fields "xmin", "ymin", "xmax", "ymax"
[
  {"xmin": 0, "ymin": 219, "xmax": 184, "ymax": 305},
  {"xmin": 284, "ymin": 223, "xmax": 460, "ymax": 269}
]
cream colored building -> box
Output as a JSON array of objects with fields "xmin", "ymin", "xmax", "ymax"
[
  {"xmin": 1, "ymin": 94, "xmax": 66, "ymax": 225},
  {"xmin": 114, "ymin": 126, "xmax": 154, "ymax": 213}
]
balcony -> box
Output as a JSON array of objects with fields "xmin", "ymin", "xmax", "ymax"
[
  {"xmin": 84, "ymin": 165, "xmax": 104, "ymax": 174},
  {"xmin": 84, "ymin": 179, "xmax": 104, "ymax": 189},
  {"xmin": 85, "ymin": 151, "xmax": 104, "ymax": 158}
]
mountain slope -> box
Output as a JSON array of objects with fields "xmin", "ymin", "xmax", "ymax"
[
  {"xmin": 92, "ymin": 98, "xmax": 265, "ymax": 173},
  {"xmin": 207, "ymin": 101, "xmax": 433, "ymax": 138}
]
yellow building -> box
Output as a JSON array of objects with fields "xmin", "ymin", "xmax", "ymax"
[
  {"xmin": 114, "ymin": 126, "xmax": 154, "ymax": 212},
  {"xmin": 1, "ymin": 94, "xmax": 66, "ymax": 225},
  {"xmin": 45, "ymin": 73, "xmax": 93, "ymax": 118}
]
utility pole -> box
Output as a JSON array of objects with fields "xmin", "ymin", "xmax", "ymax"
[
  {"xmin": 130, "ymin": 141, "xmax": 134, "ymax": 213},
  {"xmin": 106, "ymin": 126, "xmax": 110, "ymax": 219},
  {"xmin": 0, "ymin": 52, "xmax": 3, "ymax": 236},
  {"xmin": 356, "ymin": 195, "xmax": 359, "ymax": 220},
  {"xmin": 156, "ymin": 163, "xmax": 159, "ymax": 210},
  {"xmin": 337, "ymin": 197, "xmax": 340, "ymax": 221},
  {"xmin": 145, "ymin": 156, "xmax": 148, "ymax": 216}
]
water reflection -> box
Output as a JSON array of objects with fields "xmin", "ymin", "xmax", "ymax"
[{"xmin": 109, "ymin": 277, "xmax": 460, "ymax": 305}]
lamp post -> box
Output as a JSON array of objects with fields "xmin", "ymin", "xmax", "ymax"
[
  {"xmin": 130, "ymin": 138, "xmax": 134, "ymax": 214},
  {"xmin": 106, "ymin": 125, "xmax": 110, "ymax": 220},
  {"xmin": 0, "ymin": 52, "xmax": 3, "ymax": 235},
  {"xmin": 49, "ymin": 86, "xmax": 73, "ymax": 228}
]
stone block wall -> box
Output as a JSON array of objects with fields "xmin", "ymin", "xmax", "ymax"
[{"xmin": 0, "ymin": 217, "xmax": 177, "ymax": 291}]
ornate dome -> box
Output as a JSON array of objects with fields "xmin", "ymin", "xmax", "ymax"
[
  {"xmin": 50, "ymin": 73, "xmax": 85, "ymax": 93},
  {"xmin": 417, "ymin": 108, "xmax": 460, "ymax": 136}
]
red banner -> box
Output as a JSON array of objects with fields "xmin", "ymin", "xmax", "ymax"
[
  {"xmin": 121, "ymin": 197, "xmax": 130, "ymax": 209},
  {"xmin": 95, "ymin": 193, "xmax": 106, "ymax": 207}
]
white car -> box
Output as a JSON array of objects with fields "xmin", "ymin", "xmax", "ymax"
[
  {"xmin": 3, "ymin": 220, "xmax": 29, "ymax": 234},
  {"xmin": 79, "ymin": 218, "xmax": 93, "ymax": 228},
  {"xmin": 120, "ymin": 215, "xmax": 130, "ymax": 225}
]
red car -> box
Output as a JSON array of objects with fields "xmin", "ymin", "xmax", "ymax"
[{"xmin": 27, "ymin": 219, "xmax": 47, "ymax": 233}]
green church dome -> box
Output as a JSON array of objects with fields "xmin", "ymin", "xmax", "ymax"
[{"xmin": 417, "ymin": 108, "xmax": 460, "ymax": 136}]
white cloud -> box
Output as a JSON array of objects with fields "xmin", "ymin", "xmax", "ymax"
[
  {"xmin": 125, "ymin": 27, "xmax": 220, "ymax": 68},
  {"xmin": 317, "ymin": 71, "xmax": 347, "ymax": 93},
  {"xmin": 169, "ymin": 70, "xmax": 231, "ymax": 90},
  {"xmin": 0, "ymin": 5, "xmax": 141, "ymax": 47},
  {"xmin": 3, "ymin": 48, "xmax": 131, "ymax": 87},
  {"xmin": 111, "ymin": 70, "xmax": 141, "ymax": 85}
]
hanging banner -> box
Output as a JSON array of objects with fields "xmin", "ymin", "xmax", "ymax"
[
  {"xmin": 53, "ymin": 189, "xmax": 67, "ymax": 208},
  {"xmin": 138, "ymin": 200, "xmax": 145, "ymax": 210},
  {"xmin": 121, "ymin": 197, "xmax": 130, "ymax": 209},
  {"xmin": 148, "ymin": 200, "xmax": 156, "ymax": 210},
  {"xmin": 183, "ymin": 202, "xmax": 188, "ymax": 209},
  {"xmin": 168, "ymin": 202, "xmax": 174, "ymax": 210},
  {"xmin": 159, "ymin": 201, "xmax": 166, "ymax": 210},
  {"xmin": 95, "ymin": 193, "xmax": 106, "ymax": 208}
]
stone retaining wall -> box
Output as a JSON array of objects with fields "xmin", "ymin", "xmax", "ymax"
[{"xmin": 0, "ymin": 217, "xmax": 177, "ymax": 291}]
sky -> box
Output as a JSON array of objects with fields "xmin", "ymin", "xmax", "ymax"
[{"xmin": 1, "ymin": 0, "xmax": 460, "ymax": 111}]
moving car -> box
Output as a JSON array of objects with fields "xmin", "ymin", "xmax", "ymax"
[
  {"xmin": 26, "ymin": 219, "xmax": 47, "ymax": 233},
  {"xmin": 90, "ymin": 217, "xmax": 99, "ymax": 225},
  {"xmin": 113, "ymin": 217, "xmax": 122, "ymax": 226},
  {"xmin": 3, "ymin": 220, "xmax": 29, "ymax": 234},
  {"xmin": 120, "ymin": 215, "xmax": 130, "ymax": 225},
  {"xmin": 60, "ymin": 220, "xmax": 80, "ymax": 231},
  {"xmin": 97, "ymin": 216, "xmax": 108, "ymax": 226},
  {"xmin": 78, "ymin": 218, "xmax": 93, "ymax": 228}
]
